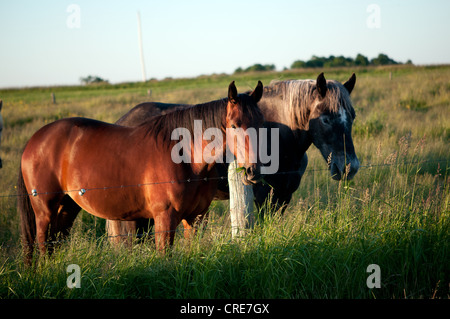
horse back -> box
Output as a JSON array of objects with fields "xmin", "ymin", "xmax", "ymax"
[
  {"xmin": 21, "ymin": 117, "xmax": 137, "ymax": 193},
  {"xmin": 22, "ymin": 117, "xmax": 128, "ymax": 160},
  {"xmin": 117, "ymin": 102, "xmax": 189, "ymax": 127}
]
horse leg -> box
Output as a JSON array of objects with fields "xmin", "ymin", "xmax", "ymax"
[
  {"xmin": 35, "ymin": 214, "xmax": 51, "ymax": 256},
  {"xmin": 154, "ymin": 209, "xmax": 179, "ymax": 252},
  {"xmin": 32, "ymin": 196, "xmax": 62, "ymax": 256},
  {"xmin": 49, "ymin": 195, "xmax": 81, "ymax": 248}
]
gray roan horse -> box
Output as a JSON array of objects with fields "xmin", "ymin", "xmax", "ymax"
[
  {"xmin": 0, "ymin": 100, "xmax": 3, "ymax": 169},
  {"xmin": 107, "ymin": 73, "xmax": 359, "ymax": 240}
]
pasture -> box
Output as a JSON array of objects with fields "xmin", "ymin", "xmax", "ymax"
[{"xmin": 0, "ymin": 65, "xmax": 448, "ymax": 299}]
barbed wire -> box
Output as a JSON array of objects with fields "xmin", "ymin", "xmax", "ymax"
[
  {"xmin": 0, "ymin": 158, "xmax": 447, "ymax": 249},
  {"xmin": 0, "ymin": 158, "xmax": 447, "ymax": 199}
]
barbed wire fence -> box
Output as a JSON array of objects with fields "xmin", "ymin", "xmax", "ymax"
[
  {"xmin": 0, "ymin": 158, "xmax": 447, "ymax": 248},
  {"xmin": 0, "ymin": 158, "xmax": 447, "ymax": 199}
]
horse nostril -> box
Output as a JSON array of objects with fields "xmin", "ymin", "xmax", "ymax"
[
  {"xmin": 346, "ymin": 160, "xmax": 360, "ymax": 180},
  {"xmin": 331, "ymin": 162, "xmax": 342, "ymax": 180}
]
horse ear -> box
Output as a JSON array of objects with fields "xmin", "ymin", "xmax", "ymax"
[
  {"xmin": 316, "ymin": 72, "xmax": 327, "ymax": 98},
  {"xmin": 250, "ymin": 81, "xmax": 263, "ymax": 103},
  {"xmin": 228, "ymin": 81, "xmax": 238, "ymax": 103},
  {"xmin": 343, "ymin": 73, "xmax": 356, "ymax": 95}
]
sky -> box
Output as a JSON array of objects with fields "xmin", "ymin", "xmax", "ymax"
[{"xmin": 0, "ymin": 0, "xmax": 449, "ymax": 88}]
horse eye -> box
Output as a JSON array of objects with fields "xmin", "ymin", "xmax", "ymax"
[
  {"xmin": 231, "ymin": 124, "xmax": 237, "ymax": 129},
  {"xmin": 321, "ymin": 117, "xmax": 331, "ymax": 126}
]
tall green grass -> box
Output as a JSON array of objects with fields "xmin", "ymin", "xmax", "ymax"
[
  {"xmin": 1, "ymin": 159, "xmax": 447, "ymax": 298},
  {"xmin": 0, "ymin": 65, "xmax": 448, "ymax": 299}
]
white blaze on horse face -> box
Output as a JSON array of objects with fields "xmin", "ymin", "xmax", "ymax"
[
  {"xmin": 339, "ymin": 107, "xmax": 348, "ymax": 125},
  {"xmin": 226, "ymin": 127, "xmax": 258, "ymax": 166}
]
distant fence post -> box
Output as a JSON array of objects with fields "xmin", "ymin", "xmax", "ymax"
[
  {"xmin": 228, "ymin": 160, "xmax": 254, "ymax": 238},
  {"xmin": 51, "ymin": 92, "xmax": 56, "ymax": 104}
]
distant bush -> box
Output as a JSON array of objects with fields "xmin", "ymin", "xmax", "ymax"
[
  {"xmin": 80, "ymin": 75, "xmax": 109, "ymax": 85},
  {"xmin": 370, "ymin": 53, "xmax": 398, "ymax": 66},
  {"xmin": 234, "ymin": 63, "xmax": 276, "ymax": 73}
]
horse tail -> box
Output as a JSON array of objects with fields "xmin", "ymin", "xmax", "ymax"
[{"xmin": 17, "ymin": 162, "xmax": 35, "ymax": 265}]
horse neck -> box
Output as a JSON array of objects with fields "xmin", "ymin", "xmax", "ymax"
[
  {"xmin": 260, "ymin": 85, "xmax": 312, "ymax": 130},
  {"xmin": 184, "ymin": 100, "xmax": 228, "ymax": 175},
  {"xmin": 292, "ymin": 128, "xmax": 313, "ymax": 155},
  {"xmin": 258, "ymin": 97, "xmax": 289, "ymax": 124},
  {"xmin": 188, "ymin": 126, "xmax": 227, "ymax": 176}
]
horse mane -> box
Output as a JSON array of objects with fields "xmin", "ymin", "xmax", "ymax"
[
  {"xmin": 264, "ymin": 79, "xmax": 355, "ymax": 130},
  {"xmin": 138, "ymin": 94, "xmax": 262, "ymax": 144},
  {"xmin": 139, "ymin": 99, "xmax": 227, "ymax": 143}
]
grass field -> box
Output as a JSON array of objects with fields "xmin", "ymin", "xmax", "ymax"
[{"xmin": 0, "ymin": 65, "xmax": 448, "ymax": 299}]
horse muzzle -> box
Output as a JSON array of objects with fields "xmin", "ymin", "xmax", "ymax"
[
  {"xmin": 242, "ymin": 164, "xmax": 262, "ymax": 185},
  {"xmin": 330, "ymin": 156, "xmax": 360, "ymax": 181}
]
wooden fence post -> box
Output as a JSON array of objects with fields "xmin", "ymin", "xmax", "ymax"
[
  {"xmin": 228, "ymin": 160, "xmax": 254, "ymax": 238},
  {"xmin": 105, "ymin": 220, "xmax": 136, "ymax": 247}
]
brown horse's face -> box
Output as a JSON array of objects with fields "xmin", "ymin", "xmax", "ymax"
[{"xmin": 226, "ymin": 81, "xmax": 264, "ymax": 185}]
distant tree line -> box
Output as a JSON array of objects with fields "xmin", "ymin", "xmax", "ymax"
[
  {"xmin": 291, "ymin": 53, "xmax": 412, "ymax": 69},
  {"xmin": 234, "ymin": 53, "xmax": 412, "ymax": 73},
  {"xmin": 234, "ymin": 63, "xmax": 276, "ymax": 73}
]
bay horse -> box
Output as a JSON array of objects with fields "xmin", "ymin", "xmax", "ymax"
[
  {"xmin": 106, "ymin": 73, "xmax": 358, "ymax": 238},
  {"xmin": 0, "ymin": 100, "xmax": 3, "ymax": 169},
  {"xmin": 17, "ymin": 81, "xmax": 264, "ymax": 263}
]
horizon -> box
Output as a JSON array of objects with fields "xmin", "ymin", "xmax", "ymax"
[
  {"xmin": 1, "ymin": 0, "xmax": 450, "ymax": 89},
  {"xmin": 0, "ymin": 63, "xmax": 447, "ymax": 91}
]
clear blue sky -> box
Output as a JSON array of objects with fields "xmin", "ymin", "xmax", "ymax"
[{"xmin": 1, "ymin": 0, "xmax": 449, "ymax": 88}]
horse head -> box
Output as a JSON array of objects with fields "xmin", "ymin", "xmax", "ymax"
[
  {"xmin": 308, "ymin": 73, "xmax": 360, "ymax": 180},
  {"xmin": 226, "ymin": 81, "xmax": 264, "ymax": 185}
]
